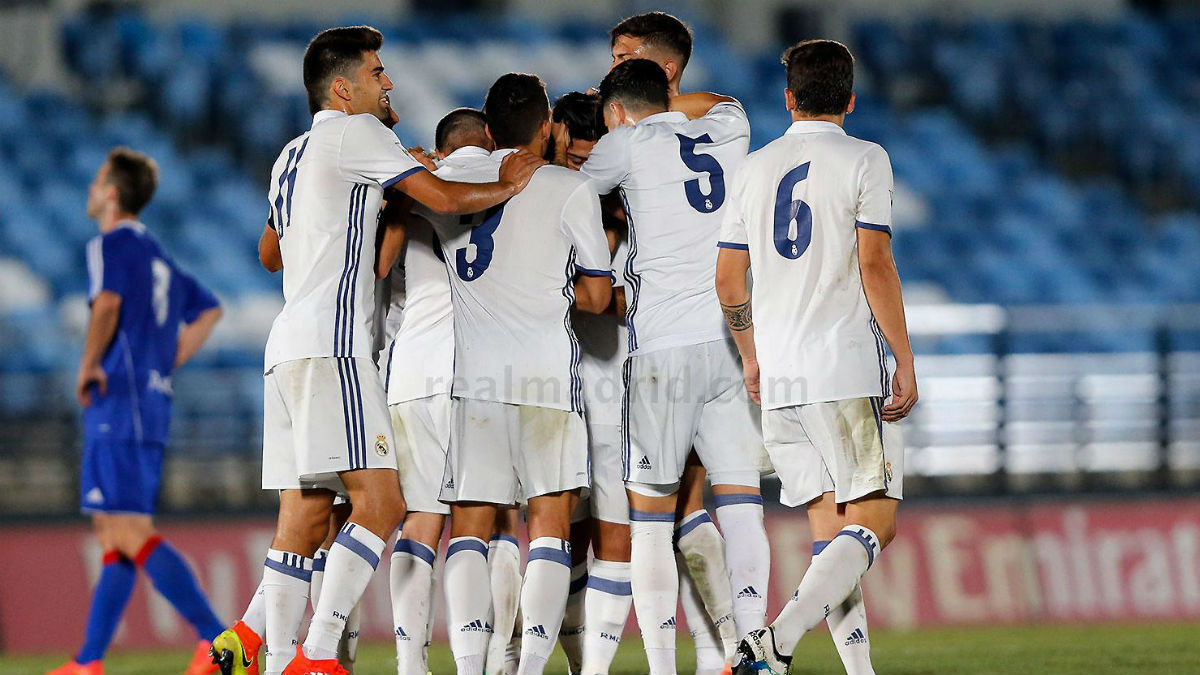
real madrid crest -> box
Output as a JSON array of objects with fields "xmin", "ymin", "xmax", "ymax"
[{"xmin": 375, "ymin": 434, "xmax": 389, "ymax": 457}]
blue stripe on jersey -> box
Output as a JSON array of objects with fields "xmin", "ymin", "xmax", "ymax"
[
  {"xmin": 381, "ymin": 166, "xmax": 428, "ymax": 189},
  {"xmin": 619, "ymin": 189, "xmax": 643, "ymax": 353},
  {"xmin": 272, "ymin": 145, "xmax": 297, "ymax": 233},
  {"xmin": 855, "ymin": 220, "xmax": 892, "ymax": 235},
  {"xmin": 335, "ymin": 185, "xmax": 367, "ymax": 356},
  {"xmin": 345, "ymin": 187, "xmax": 367, "ymax": 355},
  {"xmin": 620, "ymin": 357, "xmax": 633, "ymax": 481},
  {"xmin": 716, "ymin": 241, "xmax": 749, "ymax": 250},
  {"xmin": 560, "ymin": 248, "xmax": 583, "ymax": 413},
  {"xmin": 869, "ymin": 317, "xmax": 888, "ymax": 397},
  {"xmin": 575, "ymin": 265, "xmax": 614, "ymax": 279}
]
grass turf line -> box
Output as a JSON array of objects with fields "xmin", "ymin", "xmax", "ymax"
[{"xmin": 2, "ymin": 623, "xmax": 1199, "ymax": 675}]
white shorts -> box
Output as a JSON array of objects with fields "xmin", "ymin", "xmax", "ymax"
[
  {"xmin": 622, "ymin": 338, "xmax": 767, "ymax": 488},
  {"xmin": 763, "ymin": 396, "xmax": 904, "ymax": 506},
  {"xmin": 440, "ymin": 398, "xmax": 589, "ymax": 505},
  {"xmin": 391, "ymin": 394, "xmax": 451, "ymax": 515},
  {"xmin": 262, "ymin": 357, "xmax": 397, "ymax": 493},
  {"xmin": 588, "ymin": 423, "xmax": 629, "ymax": 525}
]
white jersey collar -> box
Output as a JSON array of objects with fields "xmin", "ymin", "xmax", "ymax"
[
  {"xmin": 637, "ymin": 110, "xmax": 687, "ymax": 126},
  {"xmin": 490, "ymin": 147, "xmax": 520, "ymax": 160},
  {"xmin": 785, "ymin": 120, "xmax": 846, "ymax": 136},
  {"xmin": 312, "ymin": 109, "xmax": 347, "ymax": 128}
]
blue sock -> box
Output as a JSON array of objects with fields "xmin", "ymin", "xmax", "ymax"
[
  {"xmin": 135, "ymin": 536, "xmax": 224, "ymax": 641},
  {"xmin": 76, "ymin": 551, "xmax": 137, "ymax": 663}
]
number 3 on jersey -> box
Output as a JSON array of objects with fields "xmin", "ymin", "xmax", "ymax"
[
  {"xmin": 455, "ymin": 203, "xmax": 506, "ymax": 281},
  {"xmin": 774, "ymin": 162, "xmax": 813, "ymax": 260},
  {"xmin": 677, "ymin": 133, "xmax": 725, "ymax": 213}
]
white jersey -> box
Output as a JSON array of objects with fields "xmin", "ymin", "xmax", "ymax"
[
  {"xmin": 581, "ymin": 101, "xmax": 750, "ymax": 356},
  {"xmin": 719, "ymin": 120, "xmax": 894, "ymax": 408},
  {"xmin": 384, "ymin": 211, "xmax": 454, "ymax": 405},
  {"xmin": 574, "ymin": 240, "xmax": 628, "ymax": 426},
  {"xmin": 263, "ymin": 110, "xmax": 426, "ymax": 372},
  {"xmin": 417, "ymin": 147, "xmax": 612, "ymax": 412}
]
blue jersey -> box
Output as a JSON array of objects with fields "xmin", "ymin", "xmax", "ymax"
[{"xmin": 84, "ymin": 220, "xmax": 219, "ymax": 444}]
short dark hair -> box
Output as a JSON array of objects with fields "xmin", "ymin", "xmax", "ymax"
[
  {"xmin": 303, "ymin": 26, "xmax": 384, "ymax": 115},
  {"xmin": 435, "ymin": 107, "xmax": 488, "ymax": 155},
  {"xmin": 610, "ymin": 11, "xmax": 693, "ymax": 71},
  {"xmin": 105, "ymin": 147, "xmax": 158, "ymax": 215},
  {"xmin": 552, "ymin": 92, "xmax": 606, "ymax": 143},
  {"xmin": 781, "ymin": 39, "xmax": 854, "ymax": 116},
  {"xmin": 482, "ymin": 73, "xmax": 550, "ymax": 149},
  {"xmin": 597, "ymin": 59, "xmax": 670, "ymax": 114}
]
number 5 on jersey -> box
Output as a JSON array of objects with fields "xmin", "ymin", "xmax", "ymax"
[
  {"xmin": 677, "ymin": 133, "xmax": 725, "ymax": 213},
  {"xmin": 455, "ymin": 202, "xmax": 506, "ymax": 281},
  {"xmin": 774, "ymin": 162, "xmax": 813, "ymax": 260}
]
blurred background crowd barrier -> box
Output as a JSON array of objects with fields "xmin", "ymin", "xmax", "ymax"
[{"xmin": 0, "ymin": 0, "xmax": 1198, "ymax": 651}]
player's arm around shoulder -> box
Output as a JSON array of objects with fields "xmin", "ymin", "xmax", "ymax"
[
  {"xmin": 855, "ymin": 142, "xmax": 917, "ymax": 420},
  {"xmin": 393, "ymin": 151, "xmax": 545, "ymax": 216}
]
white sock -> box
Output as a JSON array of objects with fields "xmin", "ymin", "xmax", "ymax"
[
  {"xmin": 580, "ymin": 559, "xmax": 632, "ymax": 675},
  {"xmin": 304, "ymin": 523, "xmax": 386, "ymax": 660},
  {"xmin": 309, "ymin": 548, "xmax": 329, "ymax": 612},
  {"xmin": 679, "ymin": 555, "xmax": 724, "ymax": 675},
  {"xmin": 772, "ymin": 525, "xmax": 881, "ymax": 655},
  {"xmin": 446, "ymin": 536, "xmax": 493, "ymax": 675},
  {"xmin": 674, "ymin": 510, "xmax": 737, "ymax": 662},
  {"xmin": 504, "ymin": 612, "xmax": 521, "ymax": 675},
  {"xmin": 262, "ymin": 549, "xmax": 313, "ymax": 675},
  {"xmin": 559, "ymin": 561, "xmax": 588, "ymax": 674},
  {"xmin": 714, "ymin": 495, "xmax": 770, "ymax": 639},
  {"xmin": 341, "ymin": 602, "xmax": 361, "ymax": 668},
  {"xmin": 240, "ymin": 577, "xmax": 267, "ymax": 637},
  {"xmin": 630, "ymin": 514, "xmax": 677, "ymax": 675},
  {"xmin": 517, "ymin": 537, "xmax": 573, "ymax": 675},
  {"xmin": 391, "ymin": 538, "xmax": 437, "ymax": 675},
  {"xmin": 486, "ymin": 535, "xmax": 522, "ymax": 675},
  {"xmin": 814, "ymin": 541, "xmax": 875, "ymax": 675}
]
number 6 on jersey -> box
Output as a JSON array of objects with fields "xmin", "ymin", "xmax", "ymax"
[{"xmin": 774, "ymin": 162, "xmax": 813, "ymax": 260}]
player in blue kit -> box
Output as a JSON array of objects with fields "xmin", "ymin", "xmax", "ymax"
[{"xmin": 49, "ymin": 148, "xmax": 225, "ymax": 675}]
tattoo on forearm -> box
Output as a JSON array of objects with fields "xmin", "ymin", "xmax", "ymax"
[{"xmin": 721, "ymin": 299, "xmax": 753, "ymax": 332}]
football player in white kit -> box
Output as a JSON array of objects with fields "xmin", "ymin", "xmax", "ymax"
[
  {"xmin": 417, "ymin": 73, "xmax": 613, "ymax": 675},
  {"xmin": 716, "ymin": 40, "xmax": 917, "ymax": 675},
  {"xmin": 607, "ymin": 15, "xmax": 753, "ymax": 671},
  {"xmin": 377, "ymin": 108, "xmax": 496, "ymax": 675},
  {"xmin": 211, "ymin": 27, "xmax": 544, "ymax": 675},
  {"xmin": 580, "ymin": 58, "xmax": 767, "ymax": 675}
]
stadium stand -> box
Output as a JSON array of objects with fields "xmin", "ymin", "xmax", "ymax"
[{"xmin": 1, "ymin": 6, "xmax": 1198, "ymax": 515}]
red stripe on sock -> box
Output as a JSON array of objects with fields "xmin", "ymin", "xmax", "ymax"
[
  {"xmin": 101, "ymin": 550, "xmax": 122, "ymax": 565},
  {"xmin": 133, "ymin": 535, "xmax": 164, "ymax": 566}
]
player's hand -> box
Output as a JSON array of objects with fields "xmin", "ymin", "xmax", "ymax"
[
  {"xmin": 498, "ymin": 150, "xmax": 546, "ymax": 194},
  {"xmin": 76, "ymin": 363, "xmax": 107, "ymax": 407},
  {"xmin": 742, "ymin": 358, "xmax": 761, "ymax": 406},
  {"xmin": 883, "ymin": 361, "xmax": 917, "ymax": 422},
  {"xmin": 408, "ymin": 145, "xmax": 437, "ymax": 172}
]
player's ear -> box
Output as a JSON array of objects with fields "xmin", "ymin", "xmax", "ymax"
[
  {"xmin": 661, "ymin": 60, "xmax": 678, "ymax": 84},
  {"xmin": 484, "ymin": 124, "xmax": 495, "ymax": 144},
  {"xmin": 784, "ymin": 87, "xmax": 796, "ymax": 113},
  {"xmin": 846, "ymin": 92, "xmax": 856, "ymax": 115},
  {"xmin": 331, "ymin": 76, "xmax": 353, "ymax": 107}
]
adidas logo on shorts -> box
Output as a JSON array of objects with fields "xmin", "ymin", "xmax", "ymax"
[
  {"xmin": 444, "ymin": 477, "xmax": 455, "ymax": 490},
  {"xmin": 637, "ymin": 455, "xmax": 652, "ymax": 470},
  {"xmin": 85, "ymin": 487, "xmax": 104, "ymax": 504}
]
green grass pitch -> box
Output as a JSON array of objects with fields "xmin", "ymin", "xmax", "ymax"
[{"xmin": 4, "ymin": 623, "xmax": 1198, "ymax": 674}]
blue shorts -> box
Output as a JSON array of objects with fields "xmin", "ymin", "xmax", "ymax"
[{"xmin": 80, "ymin": 438, "xmax": 165, "ymax": 515}]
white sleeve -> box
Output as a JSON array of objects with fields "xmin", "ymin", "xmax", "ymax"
[
  {"xmin": 855, "ymin": 144, "xmax": 894, "ymax": 235},
  {"xmin": 339, "ymin": 114, "xmax": 428, "ymax": 188},
  {"xmin": 579, "ymin": 127, "xmax": 632, "ymax": 195},
  {"xmin": 561, "ymin": 182, "xmax": 613, "ymax": 281},
  {"xmin": 703, "ymin": 100, "xmax": 751, "ymax": 142},
  {"xmin": 718, "ymin": 165, "xmax": 749, "ymax": 250}
]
